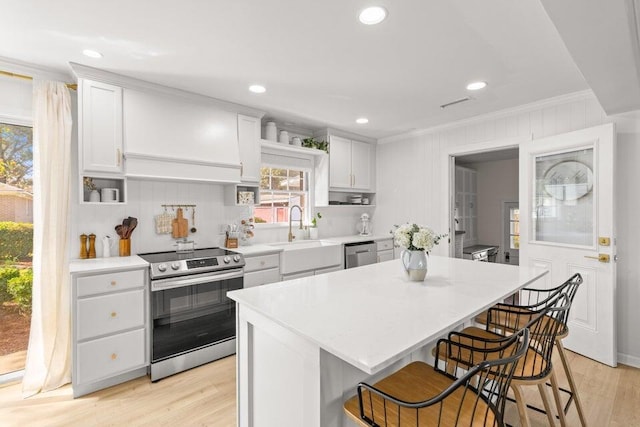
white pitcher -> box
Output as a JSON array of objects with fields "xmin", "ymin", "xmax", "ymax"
[{"xmin": 102, "ymin": 235, "xmax": 114, "ymax": 258}]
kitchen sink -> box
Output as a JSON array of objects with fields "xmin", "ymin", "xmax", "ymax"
[{"xmin": 269, "ymin": 240, "xmax": 343, "ymax": 274}]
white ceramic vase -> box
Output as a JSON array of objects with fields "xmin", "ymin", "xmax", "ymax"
[
  {"xmin": 89, "ymin": 190, "xmax": 100, "ymax": 202},
  {"xmin": 401, "ymin": 249, "xmax": 428, "ymax": 281}
]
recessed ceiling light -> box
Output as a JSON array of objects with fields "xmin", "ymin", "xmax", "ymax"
[
  {"xmin": 82, "ymin": 49, "xmax": 103, "ymax": 59},
  {"xmin": 249, "ymin": 84, "xmax": 266, "ymax": 94},
  {"xmin": 358, "ymin": 6, "xmax": 388, "ymax": 25},
  {"xmin": 466, "ymin": 81, "xmax": 487, "ymax": 91},
  {"xmin": 356, "ymin": 117, "xmax": 369, "ymax": 124}
]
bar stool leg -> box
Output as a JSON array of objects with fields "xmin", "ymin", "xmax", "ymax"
[
  {"xmin": 537, "ymin": 381, "xmax": 558, "ymax": 426},
  {"xmin": 556, "ymin": 339, "xmax": 588, "ymax": 427},
  {"xmin": 550, "ymin": 370, "xmax": 568, "ymax": 427},
  {"xmin": 512, "ymin": 384, "xmax": 532, "ymax": 427}
]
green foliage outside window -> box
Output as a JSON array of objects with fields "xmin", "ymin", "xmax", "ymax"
[
  {"xmin": 7, "ymin": 268, "xmax": 33, "ymax": 313},
  {"xmin": 0, "ymin": 123, "xmax": 33, "ymax": 191},
  {"xmin": 0, "ymin": 222, "xmax": 33, "ymax": 261},
  {"xmin": 0, "ymin": 267, "xmax": 19, "ymax": 303}
]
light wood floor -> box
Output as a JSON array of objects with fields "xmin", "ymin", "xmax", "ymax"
[{"xmin": 0, "ymin": 351, "xmax": 638, "ymax": 426}]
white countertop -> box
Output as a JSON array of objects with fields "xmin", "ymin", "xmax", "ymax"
[
  {"xmin": 227, "ymin": 234, "xmax": 394, "ymax": 256},
  {"xmin": 69, "ymin": 256, "xmax": 149, "ymax": 273},
  {"xmin": 228, "ymin": 256, "xmax": 548, "ymax": 375}
]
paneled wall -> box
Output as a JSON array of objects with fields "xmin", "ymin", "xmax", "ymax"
[{"xmin": 376, "ymin": 91, "xmax": 640, "ymax": 366}]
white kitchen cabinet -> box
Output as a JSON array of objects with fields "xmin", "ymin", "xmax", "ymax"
[
  {"xmin": 79, "ymin": 79, "xmax": 124, "ymax": 174},
  {"xmin": 455, "ymin": 166, "xmax": 477, "ymax": 247},
  {"xmin": 243, "ymin": 253, "xmax": 281, "ymax": 288},
  {"xmin": 329, "ymin": 136, "xmax": 374, "ymax": 191},
  {"xmin": 376, "ymin": 238, "xmax": 394, "ymax": 263},
  {"xmin": 71, "ymin": 266, "xmax": 148, "ymax": 398},
  {"xmin": 237, "ymin": 114, "xmax": 262, "ymax": 183}
]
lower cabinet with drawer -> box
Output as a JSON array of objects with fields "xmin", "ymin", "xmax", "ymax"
[
  {"xmin": 71, "ymin": 266, "xmax": 148, "ymax": 397},
  {"xmin": 376, "ymin": 238, "xmax": 395, "ymax": 263},
  {"xmin": 243, "ymin": 253, "xmax": 281, "ymax": 288}
]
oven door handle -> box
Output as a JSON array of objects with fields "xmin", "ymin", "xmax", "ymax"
[{"xmin": 152, "ymin": 269, "xmax": 244, "ymax": 291}]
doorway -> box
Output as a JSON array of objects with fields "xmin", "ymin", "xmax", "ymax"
[{"xmin": 452, "ymin": 148, "xmax": 519, "ymax": 264}]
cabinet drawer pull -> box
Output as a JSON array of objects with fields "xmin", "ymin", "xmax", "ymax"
[
  {"xmin": 110, "ymin": 311, "xmax": 117, "ymax": 318},
  {"xmin": 111, "ymin": 353, "xmax": 118, "ymax": 360},
  {"xmin": 260, "ymin": 261, "xmax": 266, "ymax": 266},
  {"xmin": 117, "ymin": 148, "xmax": 121, "ymax": 166},
  {"xmin": 110, "ymin": 281, "xmax": 117, "ymax": 286}
]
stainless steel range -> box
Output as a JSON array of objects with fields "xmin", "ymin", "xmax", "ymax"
[{"xmin": 138, "ymin": 247, "xmax": 245, "ymax": 381}]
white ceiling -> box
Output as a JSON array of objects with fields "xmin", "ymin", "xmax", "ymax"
[{"xmin": 0, "ymin": 0, "xmax": 590, "ymax": 138}]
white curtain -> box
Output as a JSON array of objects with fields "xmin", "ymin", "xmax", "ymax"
[{"xmin": 22, "ymin": 80, "xmax": 72, "ymax": 397}]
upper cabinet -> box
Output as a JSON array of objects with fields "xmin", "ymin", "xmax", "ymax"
[
  {"xmin": 329, "ymin": 135, "xmax": 374, "ymax": 191},
  {"xmin": 79, "ymin": 80, "xmax": 123, "ymax": 174},
  {"xmin": 237, "ymin": 114, "xmax": 261, "ymax": 183}
]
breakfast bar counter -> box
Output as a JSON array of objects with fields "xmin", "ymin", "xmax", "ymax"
[{"xmin": 228, "ymin": 256, "xmax": 548, "ymax": 427}]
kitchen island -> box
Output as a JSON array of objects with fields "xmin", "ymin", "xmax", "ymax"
[{"xmin": 228, "ymin": 256, "xmax": 548, "ymax": 427}]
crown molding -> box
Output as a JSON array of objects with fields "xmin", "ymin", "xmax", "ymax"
[
  {"xmin": 0, "ymin": 56, "xmax": 73, "ymax": 83},
  {"xmin": 69, "ymin": 62, "xmax": 266, "ymax": 117},
  {"xmin": 378, "ymin": 90, "xmax": 597, "ymax": 145}
]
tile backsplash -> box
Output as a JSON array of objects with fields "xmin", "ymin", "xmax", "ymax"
[{"xmin": 71, "ymin": 178, "xmax": 372, "ymax": 258}]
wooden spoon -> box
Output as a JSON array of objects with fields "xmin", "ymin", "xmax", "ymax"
[
  {"xmin": 190, "ymin": 208, "xmax": 197, "ymax": 233},
  {"xmin": 126, "ymin": 217, "xmax": 138, "ymax": 238}
]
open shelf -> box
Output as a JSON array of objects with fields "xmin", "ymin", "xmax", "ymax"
[{"xmin": 81, "ymin": 175, "xmax": 126, "ymax": 204}]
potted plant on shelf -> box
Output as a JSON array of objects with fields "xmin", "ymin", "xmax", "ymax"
[
  {"xmin": 83, "ymin": 177, "xmax": 100, "ymax": 202},
  {"xmin": 309, "ymin": 212, "xmax": 322, "ymax": 240},
  {"xmin": 302, "ymin": 138, "xmax": 329, "ymax": 153}
]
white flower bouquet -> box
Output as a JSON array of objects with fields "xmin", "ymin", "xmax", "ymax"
[{"xmin": 393, "ymin": 223, "xmax": 446, "ymax": 253}]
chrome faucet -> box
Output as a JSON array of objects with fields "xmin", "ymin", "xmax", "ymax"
[{"xmin": 288, "ymin": 205, "xmax": 303, "ymax": 242}]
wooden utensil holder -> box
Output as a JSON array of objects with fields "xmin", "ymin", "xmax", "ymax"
[
  {"xmin": 225, "ymin": 233, "xmax": 238, "ymax": 248},
  {"xmin": 119, "ymin": 238, "xmax": 131, "ymax": 257}
]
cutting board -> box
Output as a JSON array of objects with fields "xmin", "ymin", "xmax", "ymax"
[{"xmin": 172, "ymin": 208, "xmax": 188, "ymax": 238}]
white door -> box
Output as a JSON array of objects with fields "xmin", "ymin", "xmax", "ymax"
[
  {"xmin": 329, "ymin": 135, "xmax": 352, "ymax": 188},
  {"xmin": 519, "ymin": 123, "xmax": 616, "ymax": 366},
  {"xmin": 351, "ymin": 140, "xmax": 372, "ymax": 190}
]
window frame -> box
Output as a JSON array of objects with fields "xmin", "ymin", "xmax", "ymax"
[{"xmin": 254, "ymin": 163, "xmax": 313, "ymax": 228}]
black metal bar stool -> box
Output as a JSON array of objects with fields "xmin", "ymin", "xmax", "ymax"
[
  {"xmin": 474, "ymin": 273, "xmax": 585, "ymax": 426},
  {"xmin": 433, "ymin": 292, "xmax": 573, "ymax": 427},
  {"xmin": 343, "ymin": 328, "xmax": 530, "ymax": 427}
]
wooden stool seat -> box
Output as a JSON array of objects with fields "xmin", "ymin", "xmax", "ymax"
[
  {"xmin": 344, "ymin": 361, "xmax": 495, "ymax": 427},
  {"xmin": 435, "ymin": 327, "xmax": 548, "ymax": 379}
]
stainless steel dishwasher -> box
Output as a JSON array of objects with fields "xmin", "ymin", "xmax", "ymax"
[{"xmin": 344, "ymin": 241, "xmax": 377, "ymax": 269}]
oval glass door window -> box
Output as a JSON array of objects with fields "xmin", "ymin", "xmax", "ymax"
[{"xmin": 543, "ymin": 160, "xmax": 593, "ymax": 201}]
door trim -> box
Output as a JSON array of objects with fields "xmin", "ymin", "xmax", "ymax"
[{"xmin": 441, "ymin": 135, "xmax": 532, "ymax": 257}]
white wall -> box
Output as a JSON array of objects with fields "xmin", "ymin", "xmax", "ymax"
[
  {"xmin": 376, "ymin": 92, "xmax": 640, "ymax": 366},
  {"xmin": 465, "ymin": 158, "xmax": 518, "ymax": 249}
]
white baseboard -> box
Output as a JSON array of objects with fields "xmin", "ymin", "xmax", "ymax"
[{"xmin": 617, "ymin": 352, "xmax": 640, "ymax": 368}]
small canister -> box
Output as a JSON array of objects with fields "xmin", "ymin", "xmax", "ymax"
[
  {"xmin": 279, "ymin": 130, "xmax": 289, "ymax": 144},
  {"xmin": 265, "ymin": 121, "xmax": 277, "ymax": 141}
]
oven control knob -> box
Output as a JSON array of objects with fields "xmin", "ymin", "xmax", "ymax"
[
  {"xmin": 157, "ymin": 263, "xmax": 167, "ymax": 272},
  {"xmin": 171, "ymin": 262, "xmax": 181, "ymax": 270},
  {"xmin": 223, "ymin": 256, "xmax": 231, "ymax": 264},
  {"xmin": 233, "ymin": 255, "xmax": 241, "ymax": 263}
]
